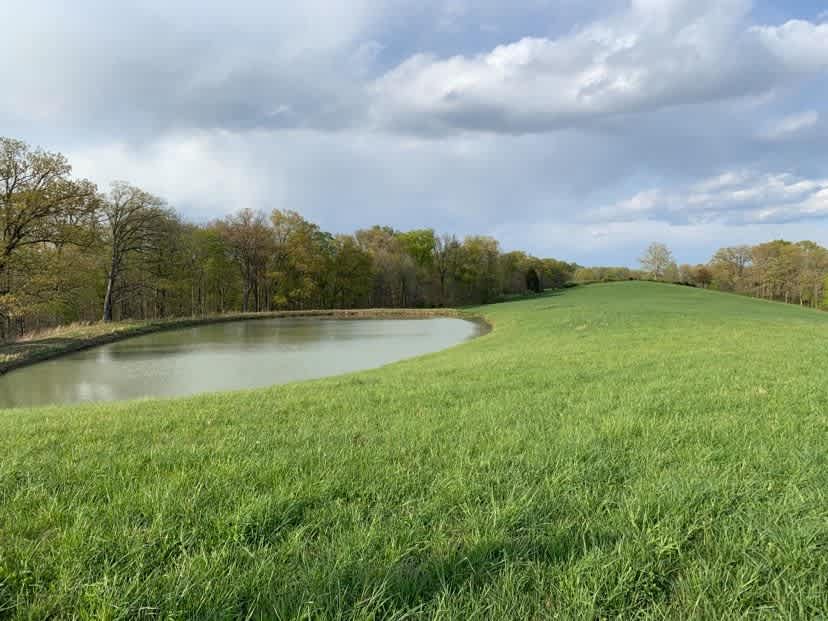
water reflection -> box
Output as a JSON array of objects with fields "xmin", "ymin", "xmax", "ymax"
[{"xmin": 0, "ymin": 318, "xmax": 480, "ymax": 408}]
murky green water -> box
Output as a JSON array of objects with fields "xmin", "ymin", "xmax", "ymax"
[{"xmin": 0, "ymin": 318, "xmax": 481, "ymax": 408}]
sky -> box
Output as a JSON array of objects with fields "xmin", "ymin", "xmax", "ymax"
[{"xmin": 2, "ymin": 0, "xmax": 827, "ymax": 266}]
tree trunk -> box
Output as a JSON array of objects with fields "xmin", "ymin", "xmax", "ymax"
[
  {"xmin": 102, "ymin": 272, "xmax": 116, "ymax": 322},
  {"xmin": 242, "ymin": 277, "xmax": 250, "ymax": 312},
  {"xmin": 102, "ymin": 249, "xmax": 122, "ymax": 322}
]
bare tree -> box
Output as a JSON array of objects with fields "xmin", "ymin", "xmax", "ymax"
[
  {"xmin": 433, "ymin": 233, "xmax": 460, "ymax": 305},
  {"xmin": 639, "ymin": 242, "xmax": 675, "ymax": 280},
  {"xmin": 100, "ymin": 182, "xmax": 169, "ymax": 322},
  {"xmin": 217, "ymin": 209, "xmax": 273, "ymax": 313}
]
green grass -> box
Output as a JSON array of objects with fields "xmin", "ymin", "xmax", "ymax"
[{"xmin": 2, "ymin": 282, "xmax": 827, "ymax": 619}]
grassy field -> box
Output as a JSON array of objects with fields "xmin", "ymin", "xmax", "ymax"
[{"xmin": 2, "ymin": 282, "xmax": 827, "ymax": 618}]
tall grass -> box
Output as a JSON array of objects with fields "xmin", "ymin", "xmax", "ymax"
[{"xmin": 2, "ymin": 282, "xmax": 827, "ymax": 618}]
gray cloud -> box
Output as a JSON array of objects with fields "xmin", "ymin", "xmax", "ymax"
[
  {"xmin": 372, "ymin": 0, "xmax": 828, "ymax": 135},
  {"xmin": 5, "ymin": 0, "xmax": 825, "ymax": 138},
  {"xmin": 2, "ymin": 0, "xmax": 828, "ymax": 266},
  {"xmin": 760, "ymin": 111, "xmax": 821, "ymax": 140},
  {"xmin": 0, "ymin": 0, "xmax": 389, "ymax": 135}
]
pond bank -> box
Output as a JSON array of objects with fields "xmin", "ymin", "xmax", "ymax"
[{"xmin": 0, "ymin": 309, "xmax": 490, "ymax": 376}]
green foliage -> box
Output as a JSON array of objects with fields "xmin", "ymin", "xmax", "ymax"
[
  {"xmin": 525, "ymin": 267, "xmax": 542, "ymax": 293},
  {"xmin": 3, "ymin": 136, "xmax": 581, "ymax": 337},
  {"xmin": 457, "ymin": 236, "xmax": 502, "ymax": 304},
  {"xmin": 2, "ymin": 283, "xmax": 828, "ymax": 617},
  {"xmin": 397, "ymin": 229, "xmax": 436, "ymax": 270},
  {"xmin": 574, "ymin": 265, "xmax": 640, "ymax": 283},
  {"xmin": 709, "ymin": 240, "xmax": 828, "ymax": 307},
  {"xmin": 823, "ymin": 275, "xmax": 828, "ymax": 309},
  {"xmin": 540, "ymin": 258, "xmax": 576, "ymax": 289},
  {"xmin": 330, "ymin": 235, "xmax": 373, "ymax": 308}
]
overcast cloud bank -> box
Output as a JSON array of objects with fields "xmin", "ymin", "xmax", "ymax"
[{"xmin": 2, "ymin": 0, "xmax": 826, "ymax": 264}]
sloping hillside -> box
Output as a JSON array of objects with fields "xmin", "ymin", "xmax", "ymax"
[{"xmin": 2, "ymin": 282, "xmax": 827, "ymax": 618}]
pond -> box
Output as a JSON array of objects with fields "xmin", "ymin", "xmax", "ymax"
[{"xmin": 0, "ymin": 318, "xmax": 482, "ymax": 409}]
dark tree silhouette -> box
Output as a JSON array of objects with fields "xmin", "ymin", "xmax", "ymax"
[{"xmin": 526, "ymin": 268, "xmax": 542, "ymax": 293}]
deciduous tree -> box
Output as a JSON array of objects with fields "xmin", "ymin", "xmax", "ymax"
[
  {"xmin": 0, "ymin": 138, "xmax": 97, "ymax": 336},
  {"xmin": 639, "ymin": 242, "xmax": 675, "ymax": 280},
  {"xmin": 217, "ymin": 209, "xmax": 273, "ymax": 313},
  {"xmin": 100, "ymin": 182, "xmax": 170, "ymax": 322}
]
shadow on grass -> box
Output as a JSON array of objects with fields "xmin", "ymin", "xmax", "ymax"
[
  {"xmin": 378, "ymin": 528, "xmax": 616, "ymax": 600},
  {"xmin": 483, "ymin": 288, "xmax": 570, "ymax": 307},
  {"xmin": 249, "ymin": 524, "xmax": 623, "ymax": 618}
]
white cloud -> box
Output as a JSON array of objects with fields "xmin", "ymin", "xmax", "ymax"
[
  {"xmin": 67, "ymin": 133, "xmax": 277, "ymax": 215},
  {"xmin": 373, "ymin": 0, "xmax": 828, "ymax": 134},
  {"xmin": 761, "ymin": 111, "xmax": 820, "ymax": 140},
  {"xmin": 598, "ymin": 170, "xmax": 828, "ymax": 225},
  {"xmin": 3, "ymin": 0, "xmax": 828, "ymax": 266},
  {"xmin": 3, "ymin": 0, "xmax": 826, "ymax": 139},
  {"xmin": 752, "ymin": 20, "xmax": 828, "ymax": 73},
  {"xmin": 61, "ymin": 125, "xmax": 659, "ymax": 241}
]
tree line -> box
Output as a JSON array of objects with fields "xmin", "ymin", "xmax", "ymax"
[
  {"xmin": 1, "ymin": 137, "xmax": 576, "ymax": 340},
  {"xmin": 706, "ymin": 241, "xmax": 828, "ymax": 307},
  {"xmin": 634, "ymin": 241, "xmax": 828, "ymax": 309},
  {"xmin": 8, "ymin": 135, "xmax": 823, "ymax": 340}
]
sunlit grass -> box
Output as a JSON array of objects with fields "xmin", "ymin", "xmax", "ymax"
[
  {"xmin": 2, "ymin": 282, "xmax": 827, "ymax": 618},
  {"xmin": 0, "ymin": 321, "xmax": 141, "ymax": 372}
]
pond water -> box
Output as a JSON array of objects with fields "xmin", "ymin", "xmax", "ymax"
[{"xmin": 0, "ymin": 318, "xmax": 481, "ymax": 409}]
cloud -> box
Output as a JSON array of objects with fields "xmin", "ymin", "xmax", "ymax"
[
  {"xmin": 597, "ymin": 170, "xmax": 828, "ymax": 225},
  {"xmin": 66, "ymin": 127, "xmax": 631, "ymax": 229},
  {"xmin": 67, "ymin": 132, "xmax": 278, "ymax": 216},
  {"xmin": 760, "ymin": 111, "xmax": 820, "ymax": 140},
  {"xmin": 3, "ymin": 0, "xmax": 828, "ymax": 266},
  {"xmin": 0, "ymin": 0, "xmax": 389, "ymax": 134},
  {"xmin": 751, "ymin": 19, "xmax": 828, "ymax": 73},
  {"xmin": 372, "ymin": 0, "xmax": 828, "ymax": 135},
  {"xmin": 4, "ymin": 0, "xmax": 826, "ymax": 139}
]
